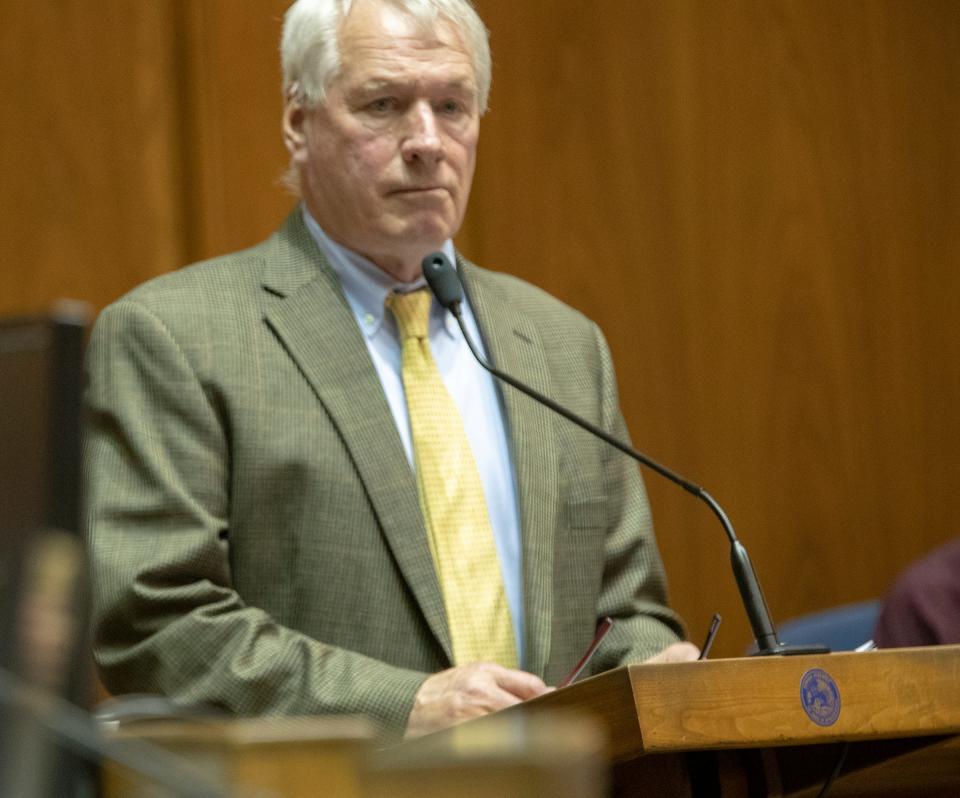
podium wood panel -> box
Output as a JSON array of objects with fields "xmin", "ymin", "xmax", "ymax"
[
  {"xmin": 774, "ymin": 735, "xmax": 960, "ymax": 798},
  {"xmin": 631, "ymin": 646, "xmax": 960, "ymax": 751},
  {"xmin": 515, "ymin": 646, "xmax": 960, "ymax": 762},
  {"xmin": 367, "ymin": 713, "xmax": 606, "ymax": 798},
  {"xmin": 104, "ymin": 716, "xmax": 373, "ymax": 798},
  {"xmin": 104, "ymin": 713, "xmax": 607, "ymax": 798}
]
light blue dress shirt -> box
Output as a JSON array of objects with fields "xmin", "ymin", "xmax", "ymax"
[{"xmin": 301, "ymin": 208, "xmax": 525, "ymax": 663}]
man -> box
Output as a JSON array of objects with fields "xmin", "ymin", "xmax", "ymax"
[{"xmin": 84, "ymin": 0, "xmax": 695, "ymax": 741}]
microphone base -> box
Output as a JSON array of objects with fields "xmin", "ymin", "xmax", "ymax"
[{"xmin": 750, "ymin": 642, "xmax": 831, "ymax": 656}]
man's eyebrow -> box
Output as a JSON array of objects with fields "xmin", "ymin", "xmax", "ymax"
[{"xmin": 354, "ymin": 77, "xmax": 476, "ymax": 94}]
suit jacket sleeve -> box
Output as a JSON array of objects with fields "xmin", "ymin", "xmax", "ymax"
[
  {"xmin": 587, "ymin": 322, "xmax": 686, "ymax": 670},
  {"xmin": 84, "ymin": 298, "xmax": 427, "ymax": 738}
]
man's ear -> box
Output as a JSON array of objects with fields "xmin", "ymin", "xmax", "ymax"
[{"xmin": 282, "ymin": 100, "xmax": 308, "ymax": 159}]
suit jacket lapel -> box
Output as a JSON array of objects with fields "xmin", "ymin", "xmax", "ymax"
[
  {"xmin": 259, "ymin": 213, "xmax": 453, "ymax": 662},
  {"xmin": 459, "ymin": 257, "xmax": 559, "ymax": 677}
]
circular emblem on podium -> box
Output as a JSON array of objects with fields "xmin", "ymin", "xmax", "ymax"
[{"xmin": 800, "ymin": 668, "xmax": 841, "ymax": 726}]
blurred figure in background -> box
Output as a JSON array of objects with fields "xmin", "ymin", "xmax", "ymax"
[{"xmin": 873, "ymin": 538, "xmax": 960, "ymax": 648}]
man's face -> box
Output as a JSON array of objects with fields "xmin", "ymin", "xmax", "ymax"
[{"xmin": 284, "ymin": 0, "xmax": 480, "ymax": 279}]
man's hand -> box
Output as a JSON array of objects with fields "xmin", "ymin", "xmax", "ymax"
[
  {"xmin": 643, "ymin": 641, "xmax": 701, "ymax": 663},
  {"xmin": 405, "ymin": 663, "xmax": 551, "ymax": 738}
]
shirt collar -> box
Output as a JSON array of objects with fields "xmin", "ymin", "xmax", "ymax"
[{"xmin": 301, "ymin": 205, "xmax": 459, "ymax": 340}]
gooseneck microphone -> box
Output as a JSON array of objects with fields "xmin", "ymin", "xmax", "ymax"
[{"xmin": 422, "ymin": 252, "xmax": 826, "ymax": 657}]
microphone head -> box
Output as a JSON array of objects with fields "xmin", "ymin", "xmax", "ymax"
[{"xmin": 422, "ymin": 252, "xmax": 463, "ymax": 311}]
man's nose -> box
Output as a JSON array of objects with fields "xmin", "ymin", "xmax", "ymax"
[{"xmin": 401, "ymin": 102, "xmax": 444, "ymax": 165}]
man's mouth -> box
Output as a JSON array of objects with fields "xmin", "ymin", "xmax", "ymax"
[{"xmin": 389, "ymin": 186, "xmax": 448, "ymax": 196}]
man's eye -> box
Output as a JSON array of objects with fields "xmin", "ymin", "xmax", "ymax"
[
  {"xmin": 438, "ymin": 100, "xmax": 464, "ymax": 115},
  {"xmin": 367, "ymin": 98, "xmax": 396, "ymax": 113}
]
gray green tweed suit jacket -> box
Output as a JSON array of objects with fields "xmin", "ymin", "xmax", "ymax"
[{"xmin": 84, "ymin": 211, "xmax": 683, "ymax": 738}]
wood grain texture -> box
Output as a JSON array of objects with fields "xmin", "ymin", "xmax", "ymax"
[
  {"xmin": 0, "ymin": 1, "xmax": 187, "ymax": 315},
  {"xmin": 787, "ymin": 735, "xmax": 960, "ymax": 797},
  {"xmin": 508, "ymin": 665, "xmax": 642, "ymax": 762},
  {"xmin": 175, "ymin": 0, "xmax": 296, "ymax": 261},
  {"xmin": 104, "ymin": 716, "xmax": 372, "ymax": 798},
  {"xmin": 466, "ymin": 0, "xmax": 960, "ymax": 656},
  {"xmin": 512, "ymin": 646, "xmax": 960, "ymax": 760},
  {"xmin": 628, "ymin": 645, "xmax": 960, "ymax": 751},
  {"xmin": 370, "ymin": 713, "xmax": 606, "ymax": 798}
]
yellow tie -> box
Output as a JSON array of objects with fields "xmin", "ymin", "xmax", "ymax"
[{"xmin": 386, "ymin": 289, "xmax": 518, "ymax": 668}]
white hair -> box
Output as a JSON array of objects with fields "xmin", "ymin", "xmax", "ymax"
[{"xmin": 281, "ymin": 0, "xmax": 492, "ymax": 113}]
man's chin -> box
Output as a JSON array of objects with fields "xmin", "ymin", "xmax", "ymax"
[
  {"xmin": 389, "ymin": 217, "xmax": 457, "ymax": 252},
  {"xmin": 355, "ymin": 228, "xmax": 453, "ymax": 281}
]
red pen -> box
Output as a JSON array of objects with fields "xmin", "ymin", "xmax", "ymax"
[{"xmin": 557, "ymin": 617, "xmax": 614, "ymax": 688}]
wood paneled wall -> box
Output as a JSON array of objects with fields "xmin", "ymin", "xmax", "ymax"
[
  {"xmin": 2, "ymin": 1, "xmax": 957, "ymax": 657},
  {"xmin": 467, "ymin": 0, "xmax": 960, "ymax": 655},
  {"xmin": 0, "ymin": 1, "xmax": 188, "ymax": 315}
]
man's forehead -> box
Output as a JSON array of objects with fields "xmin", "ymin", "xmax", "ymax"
[{"xmin": 338, "ymin": 36, "xmax": 476, "ymax": 86}]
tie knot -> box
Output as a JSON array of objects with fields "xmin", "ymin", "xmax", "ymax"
[{"xmin": 387, "ymin": 288, "xmax": 432, "ymax": 341}]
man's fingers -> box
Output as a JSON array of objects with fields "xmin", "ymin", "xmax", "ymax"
[
  {"xmin": 474, "ymin": 683, "xmax": 527, "ymax": 712},
  {"xmin": 405, "ymin": 663, "xmax": 552, "ymax": 738},
  {"xmin": 486, "ymin": 663, "xmax": 551, "ymax": 700},
  {"xmin": 643, "ymin": 641, "xmax": 701, "ymax": 664}
]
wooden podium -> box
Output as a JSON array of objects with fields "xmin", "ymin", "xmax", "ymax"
[
  {"xmin": 454, "ymin": 644, "xmax": 960, "ymax": 796},
  {"xmin": 102, "ymin": 646, "xmax": 960, "ymax": 796}
]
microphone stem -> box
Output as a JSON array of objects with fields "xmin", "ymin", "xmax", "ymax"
[{"xmin": 451, "ymin": 303, "xmax": 788, "ymax": 654}]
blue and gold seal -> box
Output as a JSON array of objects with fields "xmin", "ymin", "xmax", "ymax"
[{"xmin": 800, "ymin": 668, "xmax": 841, "ymax": 726}]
